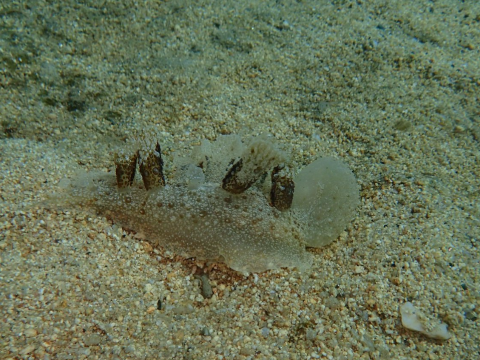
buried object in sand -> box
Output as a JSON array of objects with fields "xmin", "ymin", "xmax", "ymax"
[
  {"xmin": 400, "ymin": 302, "xmax": 452, "ymax": 340},
  {"xmin": 52, "ymin": 135, "xmax": 359, "ymax": 273}
]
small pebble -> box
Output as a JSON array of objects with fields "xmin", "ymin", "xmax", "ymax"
[
  {"xmin": 84, "ymin": 334, "xmax": 103, "ymax": 346},
  {"xmin": 144, "ymin": 283, "xmax": 153, "ymax": 293},
  {"xmin": 125, "ymin": 345, "xmax": 136, "ymax": 354},
  {"xmin": 199, "ymin": 274, "xmax": 213, "ymax": 299},
  {"xmin": 19, "ymin": 344, "xmax": 35, "ymax": 355},
  {"xmin": 261, "ymin": 327, "xmax": 269, "ymax": 338},
  {"xmin": 24, "ymin": 328, "xmax": 37, "ymax": 337},
  {"xmin": 355, "ymin": 266, "xmax": 365, "ymax": 274}
]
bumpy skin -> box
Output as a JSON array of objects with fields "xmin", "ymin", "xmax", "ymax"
[
  {"xmin": 114, "ymin": 153, "xmax": 138, "ymax": 188},
  {"xmin": 270, "ymin": 165, "xmax": 295, "ymax": 211},
  {"xmin": 62, "ymin": 172, "xmax": 311, "ymax": 273},
  {"xmin": 138, "ymin": 142, "xmax": 165, "ymax": 190},
  {"xmin": 222, "ymin": 137, "xmax": 286, "ymax": 195}
]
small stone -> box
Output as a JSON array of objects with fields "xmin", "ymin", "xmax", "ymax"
[
  {"xmin": 261, "ymin": 327, "xmax": 269, "ymax": 337},
  {"xmin": 84, "ymin": 334, "xmax": 103, "ymax": 346},
  {"xmin": 144, "ymin": 283, "xmax": 153, "ymax": 293},
  {"xmin": 453, "ymin": 125, "xmax": 465, "ymax": 133},
  {"xmin": 173, "ymin": 302, "xmax": 194, "ymax": 315},
  {"xmin": 24, "ymin": 328, "xmax": 37, "ymax": 337},
  {"xmin": 240, "ymin": 347, "xmax": 254, "ymax": 356},
  {"xmin": 391, "ymin": 277, "xmax": 401, "ymax": 286},
  {"xmin": 306, "ymin": 328, "xmax": 317, "ymax": 340},
  {"xmin": 394, "ymin": 119, "xmax": 411, "ymax": 131},
  {"xmin": 125, "ymin": 345, "xmax": 135, "ymax": 353},
  {"xmin": 354, "ymin": 266, "xmax": 365, "ymax": 274},
  {"xmin": 198, "ymin": 274, "xmax": 213, "ymax": 299},
  {"xmin": 20, "ymin": 344, "xmax": 36, "ymax": 355}
]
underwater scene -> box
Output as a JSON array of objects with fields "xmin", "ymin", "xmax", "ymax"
[{"xmin": 0, "ymin": 0, "xmax": 478, "ymax": 359}]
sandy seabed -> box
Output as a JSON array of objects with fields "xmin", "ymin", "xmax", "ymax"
[{"xmin": 0, "ymin": 1, "xmax": 479, "ymax": 359}]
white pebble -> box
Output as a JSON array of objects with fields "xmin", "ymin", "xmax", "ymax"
[
  {"xmin": 24, "ymin": 328, "xmax": 37, "ymax": 337},
  {"xmin": 20, "ymin": 344, "xmax": 35, "ymax": 355}
]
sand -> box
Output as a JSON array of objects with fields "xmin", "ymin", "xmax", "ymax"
[{"xmin": 1, "ymin": 0, "xmax": 479, "ymax": 359}]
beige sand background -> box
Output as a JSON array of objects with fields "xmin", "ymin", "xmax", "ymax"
[{"xmin": 1, "ymin": 0, "xmax": 479, "ymax": 359}]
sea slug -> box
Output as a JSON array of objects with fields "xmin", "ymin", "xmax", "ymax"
[{"xmin": 52, "ymin": 134, "xmax": 359, "ymax": 273}]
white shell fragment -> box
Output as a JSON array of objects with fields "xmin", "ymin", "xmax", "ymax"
[{"xmin": 400, "ymin": 302, "xmax": 452, "ymax": 340}]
